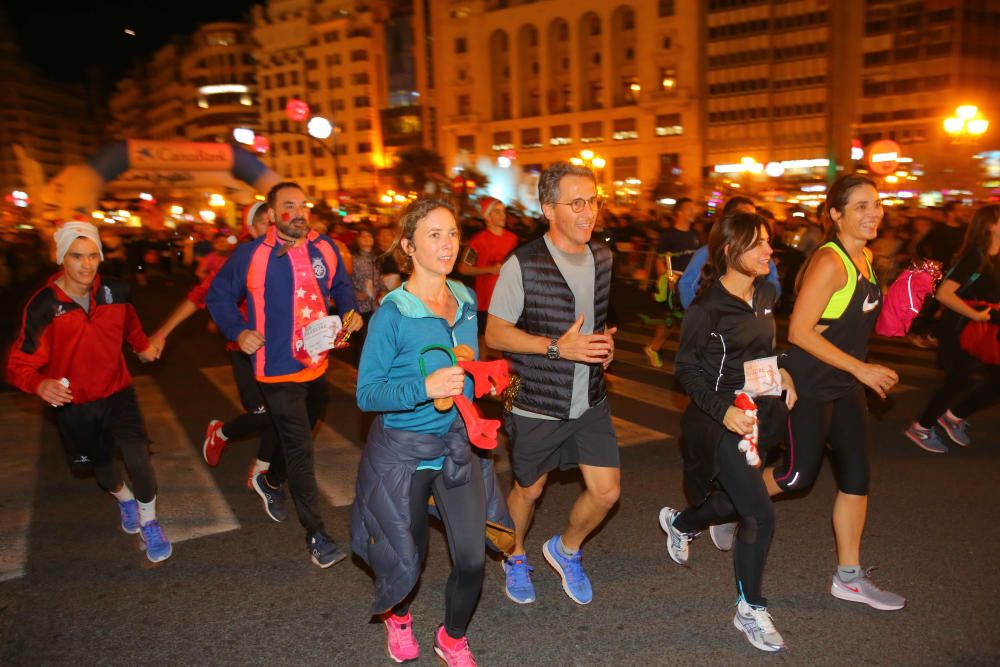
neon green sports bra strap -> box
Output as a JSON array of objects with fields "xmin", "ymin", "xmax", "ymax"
[{"xmin": 819, "ymin": 242, "xmax": 856, "ymax": 320}]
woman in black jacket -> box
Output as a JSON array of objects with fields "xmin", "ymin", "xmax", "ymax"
[{"xmin": 658, "ymin": 212, "xmax": 796, "ymax": 653}]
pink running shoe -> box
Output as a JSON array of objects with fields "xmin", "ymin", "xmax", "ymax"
[
  {"xmin": 384, "ymin": 612, "xmax": 419, "ymax": 663},
  {"xmin": 434, "ymin": 625, "xmax": 477, "ymax": 667},
  {"xmin": 202, "ymin": 420, "xmax": 227, "ymax": 466}
]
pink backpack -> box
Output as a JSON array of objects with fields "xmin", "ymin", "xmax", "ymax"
[{"xmin": 875, "ymin": 259, "xmax": 943, "ymax": 337}]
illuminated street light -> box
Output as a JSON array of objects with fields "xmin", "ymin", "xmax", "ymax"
[
  {"xmin": 967, "ymin": 119, "xmax": 989, "ymax": 136},
  {"xmin": 956, "ymin": 105, "xmax": 978, "ymax": 120},
  {"xmin": 233, "ymin": 127, "xmax": 255, "ymax": 145},
  {"xmin": 943, "ymin": 105, "xmax": 990, "ymax": 140},
  {"xmin": 209, "ymin": 193, "xmax": 226, "ymax": 207},
  {"xmin": 307, "ymin": 116, "xmax": 333, "ymax": 140},
  {"xmin": 591, "ymin": 157, "xmax": 606, "ymax": 170},
  {"xmin": 581, "ymin": 149, "xmax": 595, "ymax": 161}
]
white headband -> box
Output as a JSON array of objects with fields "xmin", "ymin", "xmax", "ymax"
[{"xmin": 54, "ymin": 221, "xmax": 104, "ymax": 265}]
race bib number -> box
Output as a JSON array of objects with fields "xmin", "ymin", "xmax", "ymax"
[{"xmin": 739, "ymin": 356, "xmax": 782, "ymax": 397}]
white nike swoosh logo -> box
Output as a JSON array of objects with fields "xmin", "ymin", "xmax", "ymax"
[
  {"xmin": 862, "ymin": 296, "xmax": 879, "ymax": 312},
  {"xmin": 764, "ymin": 308, "xmax": 772, "ymax": 315},
  {"xmin": 467, "ymin": 314, "xmax": 475, "ymax": 320}
]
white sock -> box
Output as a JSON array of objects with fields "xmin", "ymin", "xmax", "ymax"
[
  {"xmin": 110, "ymin": 484, "xmax": 134, "ymax": 503},
  {"xmin": 138, "ymin": 497, "xmax": 157, "ymax": 526},
  {"xmin": 943, "ymin": 409, "xmax": 961, "ymax": 423},
  {"xmin": 217, "ymin": 428, "xmax": 229, "ymax": 441},
  {"xmin": 252, "ymin": 458, "xmax": 268, "ymax": 474},
  {"xmin": 912, "ymin": 422, "xmax": 929, "ymax": 432}
]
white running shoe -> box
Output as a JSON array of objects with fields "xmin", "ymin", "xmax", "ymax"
[{"xmin": 733, "ymin": 598, "xmax": 785, "ymax": 652}]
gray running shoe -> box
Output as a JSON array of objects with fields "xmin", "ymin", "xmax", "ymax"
[
  {"xmin": 904, "ymin": 423, "xmax": 948, "ymax": 454},
  {"xmin": 937, "ymin": 413, "xmax": 971, "ymax": 447},
  {"xmin": 658, "ymin": 506, "xmax": 692, "ymax": 565},
  {"xmin": 830, "ymin": 569, "xmax": 905, "ymax": 611},
  {"xmin": 709, "ymin": 522, "xmax": 737, "ymax": 552},
  {"xmin": 733, "ymin": 598, "xmax": 785, "ymax": 652}
]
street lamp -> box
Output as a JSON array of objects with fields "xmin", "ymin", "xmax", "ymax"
[
  {"xmin": 942, "ymin": 105, "xmax": 990, "ymax": 197},
  {"xmin": 234, "ymin": 99, "xmax": 345, "ymax": 209},
  {"xmin": 943, "ymin": 105, "xmax": 989, "ymax": 141}
]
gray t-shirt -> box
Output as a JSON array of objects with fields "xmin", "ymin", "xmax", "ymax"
[
  {"xmin": 489, "ymin": 235, "xmax": 595, "ymax": 420},
  {"xmin": 70, "ymin": 293, "xmax": 90, "ymax": 314}
]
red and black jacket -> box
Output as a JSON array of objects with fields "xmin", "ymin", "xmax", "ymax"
[{"xmin": 6, "ymin": 273, "xmax": 150, "ymax": 404}]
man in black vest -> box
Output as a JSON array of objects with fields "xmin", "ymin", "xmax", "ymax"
[{"xmin": 486, "ymin": 162, "xmax": 618, "ymax": 606}]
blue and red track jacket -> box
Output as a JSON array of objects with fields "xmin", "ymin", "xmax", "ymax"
[
  {"xmin": 6, "ymin": 274, "xmax": 150, "ymax": 404},
  {"xmin": 206, "ymin": 226, "xmax": 358, "ymax": 382}
]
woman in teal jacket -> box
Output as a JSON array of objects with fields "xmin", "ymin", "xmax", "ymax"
[{"xmin": 352, "ymin": 198, "xmax": 495, "ymax": 667}]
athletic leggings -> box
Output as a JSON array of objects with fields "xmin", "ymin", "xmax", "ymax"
[
  {"xmin": 772, "ymin": 384, "xmax": 870, "ymax": 496},
  {"xmin": 918, "ymin": 333, "xmax": 1000, "ymax": 428},
  {"xmin": 222, "ymin": 350, "xmax": 278, "ymax": 463},
  {"xmin": 393, "ymin": 462, "xmax": 486, "ymax": 639},
  {"xmin": 673, "ymin": 422, "xmax": 775, "ymax": 607}
]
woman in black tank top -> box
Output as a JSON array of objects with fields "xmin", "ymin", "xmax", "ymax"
[{"xmin": 763, "ymin": 174, "xmax": 906, "ymax": 611}]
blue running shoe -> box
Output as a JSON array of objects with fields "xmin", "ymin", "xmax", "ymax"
[
  {"xmin": 542, "ymin": 535, "xmax": 592, "ymax": 605},
  {"xmin": 118, "ymin": 499, "xmax": 140, "ymax": 534},
  {"xmin": 307, "ymin": 531, "xmax": 346, "ymax": 569},
  {"xmin": 252, "ymin": 472, "xmax": 287, "ymax": 522},
  {"xmin": 139, "ymin": 520, "xmax": 172, "ymax": 563},
  {"xmin": 503, "ymin": 555, "xmax": 536, "ymax": 604}
]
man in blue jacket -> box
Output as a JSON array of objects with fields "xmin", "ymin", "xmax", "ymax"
[{"xmin": 207, "ymin": 181, "xmax": 361, "ymax": 567}]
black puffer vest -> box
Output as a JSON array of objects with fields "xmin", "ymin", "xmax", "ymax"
[{"xmin": 506, "ymin": 236, "xmax": 612, "ymax": 419}]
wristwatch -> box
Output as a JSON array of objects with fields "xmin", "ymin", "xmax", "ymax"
[{"xmin": 546, "ymin": 338, "xmax": 560, "ymax": 360}]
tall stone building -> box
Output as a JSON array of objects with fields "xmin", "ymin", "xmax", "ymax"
[{"xmin": 430, "ymin": 0, "xmax": 702, "ymax": 208}]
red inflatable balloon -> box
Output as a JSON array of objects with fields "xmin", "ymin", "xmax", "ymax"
[
  {"xmin": 253, "ymin": 135, "xmax": 270, "ymax": 153},
  {"xmin": 285, "ymin": 99, "xmax": 310, "ymax": 122}
]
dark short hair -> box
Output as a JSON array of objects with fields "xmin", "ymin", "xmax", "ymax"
[
  {"xmin": 538, "ymin": 162, "xmax": 596, "ymax": 207},
  {"xmin": 673, "ymin": 197, "xmax": 693, "ymax": 215},
  {"xmin": 722, "ymin": 196, "xmax": 755, "ymax": 217},
  {"xmin": 266, "ymin": 181, "xmax": 306, "ymax": 209}
]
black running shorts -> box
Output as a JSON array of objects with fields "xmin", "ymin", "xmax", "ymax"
[
  {"xmin": 503, "ymin": 399, "xmax": 619, "ymax": 488},
  {"xmin": 54, "ymin": 386, "xmax": 150, "ymax": 470}
]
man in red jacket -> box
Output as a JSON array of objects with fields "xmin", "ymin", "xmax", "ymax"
[{"xmin": 6, "ymin": 221, "xmax": 172, "ymax": 563}]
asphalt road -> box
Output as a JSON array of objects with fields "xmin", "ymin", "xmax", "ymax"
[{"xmin": 1, "ymin": 280, "xmax": 998, "ymax": 666}]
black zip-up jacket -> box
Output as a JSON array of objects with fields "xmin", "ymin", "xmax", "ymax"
[{"xmin": 675, "ymin": 279, "xmax": 778, "ymax": 423}]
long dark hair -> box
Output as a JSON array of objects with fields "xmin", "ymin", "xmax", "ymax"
[
  {"xmin": 953, "ymin": 204, "xmax": 1000, "ymax": 273},
  {"xmin": 794, "ymin": 173, "xmax": 879, "ymax": 293},
  {"xmin": 695, "ymin": 212, "xmax": 769, "ymax": 300}
]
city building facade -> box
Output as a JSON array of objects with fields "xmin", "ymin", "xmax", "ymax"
[
  {"xmin": 108, "ymin": 23, "xmax": 258, "ymax": 144},
  {"xmin": 431, "ymin": 0, "xmax": 702, "ymax": 210},
  {"xmin": 252, "ymin": 0, "xmax": 392, "ymax": 205},
  {"xmin": 701, "ymin": 0, "xmax": 863, "ymax": 200},
  {"xmin": 856, "ymin": 0, "xmax": 999, "ymax": 199}
]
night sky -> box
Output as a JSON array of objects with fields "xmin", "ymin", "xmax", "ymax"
[{"xmin": 3, "ymin": 0, "xmax": 258, "ymax": 83}]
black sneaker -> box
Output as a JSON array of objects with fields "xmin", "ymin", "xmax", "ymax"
[
  {"xmin": 251, "ymin": 473, "xmax": 287, "ymax": 522},
  {"xmin": 307, "ymin": 531, "xmax": 347, "ymax": 569}
]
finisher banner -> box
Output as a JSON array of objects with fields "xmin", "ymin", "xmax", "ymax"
[
  {"xmin": 127, "ymin": 141, "xmax": 234, "ymax": 172},
  {"xmin": 39, "ymin": 140, "xmax": 280, "ymax": 222}
]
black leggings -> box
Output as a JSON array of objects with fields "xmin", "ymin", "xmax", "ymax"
[
  {"xmin": 393, "ymin": 462, "xmax": 486, "ymax": 639},
  {"xmin": 773, "ymin": 384, "xmax": 870, "ymax": 496},
  {"xmin": 918, "ymin": 333, "xmax": 1000, "ymax": 428},
  {"xmin": 223, "ymin": 351, "xmax": 278, "ymax": 463},
  {"xmin": 674, "ymin": 426, "xmax": 775, "ymax": 607}
]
